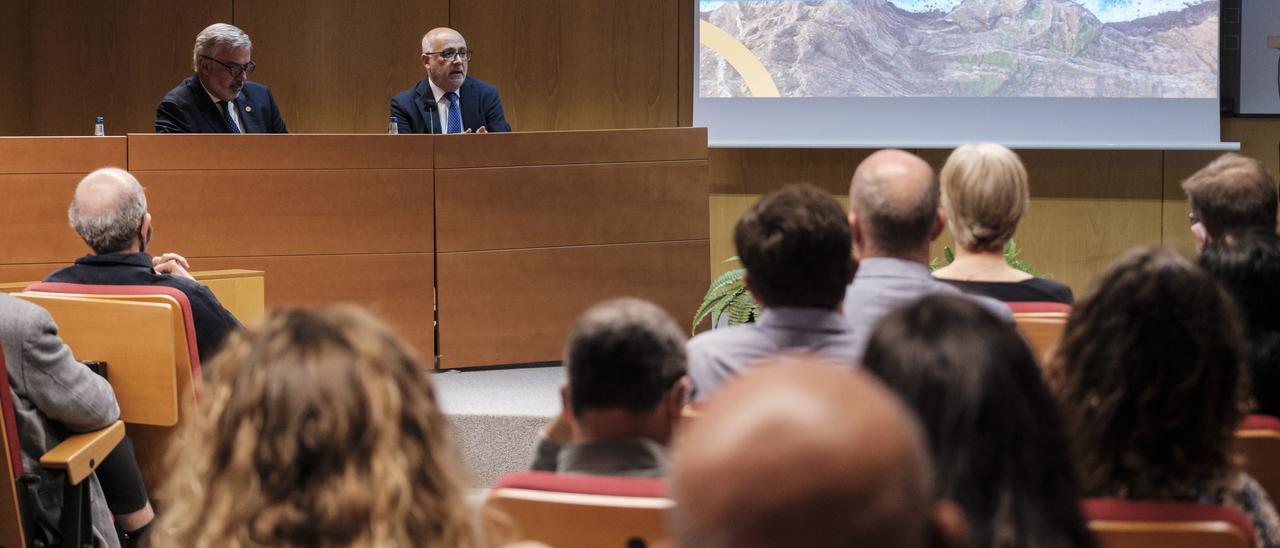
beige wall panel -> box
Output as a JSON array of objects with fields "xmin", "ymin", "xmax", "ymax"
[
  {"xmin": 0, "ymin": 137, "xmax": 126, "ymax": 174},
  {"xmin": 191, "ymin": 254, "xmax": 435, "ymax": 359},
  {"xmin": 1012, "ymin": 198, "xmax": 1164, "ymax": 294},
  {"xmin": 1223, "ymin": 118, "xmax": 1280, "ymax": 177},
  {"xmin": 438, "ymin": 241, "xmax": 709, "ymax": 368},
  {"xmin": 437, "ymin": 161, "xmax": 708, "ymax": 252},
  {"xmin": 0, "ymin": 264, "xmax": 66, "ymax": 286},
  {"xmin": 233, "ymin": 0, "xmax": 449, "ymax": 134},
  {"xmin": 139, "ymin": 169, "xmax": 433, "ymax": 257},
  {"xmin": 451, "ymin": 0, "xmax": 680, "ymax": 131},
  {"xmin": 29, "ymin": 1, "xmax": 232, "ymax": 136},
  {"xmin": 0, "ymin": 0, "xmax": 31, "ymax": 135},
  {"xmin": 708, "ymin": 148, "xmax": 874, "ymax": 194}
]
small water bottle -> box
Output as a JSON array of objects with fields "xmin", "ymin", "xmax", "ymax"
[
  {"xmin": 94, "ymin": 116, "xmax": 105, "ymax": 136},
  {"xmin": 388, "ymin": 116, "xmax": 399, "ymax": 135}
]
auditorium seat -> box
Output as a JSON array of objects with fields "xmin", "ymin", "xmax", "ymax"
[
  {"xmin": 1234, "ymin": 414, "xmax": 1280, "ymax": 506},
  {"xmin": 1009, "ymin": 302, "xmax": 1071, "ymax": 365},
  {"xmin": 1083, "ymin": 498, "xmax": 1255, "ymax": 548},
  {"xmin": 0, "ymin": 338, "xmax": 126, "ymax": 547},
  {"xmin": 485, "ymin": 471, "xmax": 671, "ymax": 548},
  {"xmin": 16, "ymin": 284, "xmax": 202, "ymax": 491}
]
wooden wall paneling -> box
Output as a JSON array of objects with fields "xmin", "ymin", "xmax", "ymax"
[
  {"xmin": 232, "ymin": 0, "xmax": 449, "ymax": 134},
  {"xmin": 1223, "ymin": 118, "xmax": 1280, "ymax": 177},
  {"xmin": 437, "ymin": 241, "xmax": 709, "ymax": 368},
  {"xmin": 434, "ymin": 127, "xmax": 707, "ymax": 169},
  {"xmin": 0, "ymin": 137, "xmax": 127, "ymax": 174},
  {"xmin": 707, "ymin": 148, "xmax": 872, "ymax": 195},
  {"xmin": 678, "ymin": 0, "xmax": 695, "ymax": 127},
  {"xmin": 0, "ymin": 0, "xmax": 31, "ymax": 135},
  {"xmin": 127, "ymin": 134, "xmax": 435, "ymax": 170},
  {"xmin": 191, "ymin": 254, "xmax": 436, "ymax": 359},
  {"xmin": 436, "ymin": 161, "xmax": 708, "ymax": 252},
  {"xmin": 451, "ymin": 0, "xmax": 681, "ymax": 131},
  {"xmin": 138, "ymin": 169, "xmax": 433, "ymax": 257},
  {"xmin": 29, "ymin": 1, "xmax": 233, "ymax": 136}
]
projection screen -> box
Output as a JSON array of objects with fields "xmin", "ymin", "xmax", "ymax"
[{"xmin": 694, "ymin": 0, "xmax": 1230, "ymax": 149}]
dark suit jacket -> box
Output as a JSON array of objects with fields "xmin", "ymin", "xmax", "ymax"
[
  {"xmin": 155, "ymin": 75, "xmax": 287, "ymax": 133},
  {"xmin": 390, "ymin": 77, "xmax": 511, "ymax": 134}
]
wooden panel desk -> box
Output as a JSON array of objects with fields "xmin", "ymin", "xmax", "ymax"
[
  {"xmin": 128, "ymin": 134, "xmax": 436, "ymax": 356},
  {"xmin": 435, "ymin": 128, "xmax": 710, "ymax": 368}
]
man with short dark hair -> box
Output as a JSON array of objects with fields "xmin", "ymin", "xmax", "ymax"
[
  {"xmin": 530, "ymin": 298, "xmax": 687, "ymax": 476},
  {"xmin": 686, "ymin": 183, "xmax": 858, "ymax": 401},
  {"xmin": 1200, "ymin": 229, "xmax": 1280, "ymax": 417},
  {"xmin": 670, "ymin": 358, "xmax": 969, "ymax": 548},
  {"xmin": 843, "ymin": 150, "xmax": 1012, "ymax": 363},
  {"xmin": 1182, "ymin": 153, "xmax": 1278, "ymax": 248},
  {"xmin": 45, "ymin": 168, "xmax": 241, "ymax": 364}
]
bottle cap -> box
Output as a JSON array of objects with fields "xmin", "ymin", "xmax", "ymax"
[{"xmin": 96, "ymin": 117, "xmax": 104, "ymax": 123}]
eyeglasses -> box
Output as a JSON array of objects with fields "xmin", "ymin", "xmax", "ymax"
[
  {"xmin": 200, "ymin": 54, "xmax": 256, "ymax": 78},
  {"xmin": 424, "ymin": 48, "xmax": 473, "ymax": 62}
]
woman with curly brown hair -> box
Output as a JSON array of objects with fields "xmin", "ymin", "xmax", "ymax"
[
  {"xmin": 149, "ymin": 306, "xmax": 491, "ymax": 547},
  {"xmin": 1051, "ymin": 247, "xmax": 1280, "ymax": 548}
]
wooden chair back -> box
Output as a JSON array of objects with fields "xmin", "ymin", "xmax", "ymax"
[
  {"xmin": 486, "ymin": 472, "xmax": 671, "ymax": 548},
  {"xmin": 1084, "ymin": 499, "xmax": 1255, "ymax": 548},
  {"xmin": 1014, "ymin": 311, "xmax": 1069, "ymax": 365}
]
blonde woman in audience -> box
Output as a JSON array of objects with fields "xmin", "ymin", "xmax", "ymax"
[
  {"xmin": 932, "ymin": 143, "xmax": 1072, "ymax": 304},
  {"xmin": 1052, "ymin": 247, "xmax": 1280, "ymax": 548},
  {"xmin": 150, "ymin": 306, "xmax": 493, "ymax": 547}
]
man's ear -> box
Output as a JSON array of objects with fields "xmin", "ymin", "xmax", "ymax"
[
  {"xmin": 849, "ymin": 211, "xmax": 866, "ymax": 261},
  {"xmin": 929, "ymin": 208, "xmax": 946, "ymax": 242},
  {"xmin": 420, "ymin": 53, "xmax": 432, "ymax": 71},
  {"xmin": 1192, "ymin": 222, "xmax": 1209, "ymax": 250},
  {"xmin": 139, "ymin": 212, "xmax": 153, "ymax": 243},
  {"xmin": 667, "ymin": 376, "xmax": 690, "ymax": 418},
  {"xmin": 559, "ymin": 381, "xmax": 572, "ymax": 415},
  {"xmin": 928, "ymin": 501, "xmax": 969, "ymax": 548}
]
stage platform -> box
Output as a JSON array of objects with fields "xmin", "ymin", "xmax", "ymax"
[{"xmin": 431, "ymin": 365, "xmax": 564, "ymax": 486}]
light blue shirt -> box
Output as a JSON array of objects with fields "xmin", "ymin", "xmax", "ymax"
[
  {"xmin": 842, "ymin": 257, "xmax": 1014, "ymax": 364},
  {"xmin": 687, "ymin": 307, "xmax": 860, "ymax": 401}
]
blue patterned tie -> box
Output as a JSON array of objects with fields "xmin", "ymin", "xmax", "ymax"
[
  {"xmin": 218, "ymin": 101, "xmax": 240, "ymax": 133},
  {"xmin": 444, "ymin": 91, "xmax": 462, "ymax": 134}
]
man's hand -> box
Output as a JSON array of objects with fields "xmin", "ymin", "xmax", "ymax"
[
  {"xmin": 462, "ymin": 126, "xmax": 488, "ymax": 134},
  {"xmin": 153, "ymin": 252, "xmax": 195, "ymax": 280}
]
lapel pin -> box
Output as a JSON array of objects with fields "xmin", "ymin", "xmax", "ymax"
[{"xmin": 245, "ymin": 105, "xmax": 253, "ymax": 112}]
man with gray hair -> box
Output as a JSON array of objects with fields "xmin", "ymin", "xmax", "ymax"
[
  {"xmin": 843, "ymin": 149, "xmax": 1012, "ymax": 363},
  {"xmin": 155, "ymin": 23, "xmax": 287, "ymax": 133},
  {"xmin": 529, "ymin": 298, "xmax": 687, "ymax": 476},
  {"xmin": 45, "ymin": 167, "xmax": 241, "ymax": 363},
  {"xmin": 390, "ymin": 27, "xmax": 511, "ymax": 134}
]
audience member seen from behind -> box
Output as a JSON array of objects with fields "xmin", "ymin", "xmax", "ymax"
[
  {"xmin": 1181, "ymin": 152, "xmax": 1278, "ymax": 249},
  {"xmin": 1200, "ymin": 229, "xmax": 1280, "ymax": 418},
  {"xmin": 531, "ymin": 298, "xmax": 687, "ymax": 476},
  {"xmin": 686, "ymin": 183, "xmax": 858, "ymax": 401},
  {"xmin": 863, "ymin": 294, "xmax": 1095, "ymax": 548},
  {"xmin": 843, "ymin": 149, "xmax": 1012, "ymax": 363},
  {"xmin": 152, "ymin": 306, "xmax": 491, "ymax": 547},
  {"xmin": 670, "ymin": 358, "xmax": 968, "ymax": 548},
  {"xmin": 1051, "ymin": 247, "xmax": 1280, "ymax": 548},
  {"xmin": 0, "ymin": 292, "xmax": 152, "ymax": 547},
  {"xmin": 932, "ymin": 143, "xmax": 1072, "ymax": 304},
  {"xmin": 46, "ymin": 167, "xmax": 241, "ymax": 365}
]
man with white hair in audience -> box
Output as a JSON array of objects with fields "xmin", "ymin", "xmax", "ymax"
[
  {"xmin": 155, "ymin": 22, "xmax": 287, "ymax": 133},
  {"xmin": 670, "ymin": 357, "xmax": 968, "ymax": 548},
  {"xmin": 843, "ymin": 149, "xmax": 1012, "ymax": 362},
  {"xmin": 530, "ymin": 298, "xmax": 687, "ymax": 476},
  {"xmin": 45, "ymin": 167, "xmax": 241, "ymax": 364}
]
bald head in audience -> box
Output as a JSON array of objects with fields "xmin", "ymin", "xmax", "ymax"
[
  {"xmin": 68, "ymin": 167, "xmax": 152, "ymax": 255},
  {"xmin": 670, "ymin": 358, "xmax": 967, "ymax": 548},
  {"xmin": 848, "ymin": 149, "xmax": 944, "ymax": 263}
]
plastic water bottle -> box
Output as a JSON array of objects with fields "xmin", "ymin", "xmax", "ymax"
[
  {"xmin": 94, "ymin": 117, "xmax": 105, "ymax": 136},
  {"xmin": 388, "ymin": 116, "xmax": 399, "ymax": 135}
]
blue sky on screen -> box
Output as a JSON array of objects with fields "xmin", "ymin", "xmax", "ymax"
[{"xmin": 700, "ymin": 0, "xmax": 1207, "ymax": 23}]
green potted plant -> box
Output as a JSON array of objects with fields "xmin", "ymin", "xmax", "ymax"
[{"xmin": 692, "ymin": 257, "xmax": 760, "ymax": 334}]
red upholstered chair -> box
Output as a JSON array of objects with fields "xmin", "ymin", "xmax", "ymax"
[
  {"xmin": 486, "ymin": 471, "xmax": 671, "ymax": 548},
  {"xmin": 1235, "ymin": 415, "xmax": 1280, "ymax": 507},
  {"xmin": 0, "ymin": 338, "xmax": 126, "ymax": 547},
  {"xmin": 1083, "ymin": 498, "xmax": 1256, "ymax": 548},
  {"xmin": 1008, "ymin": 302, "xmax": 1072, "ymax": 366},
  {"xmin": 17, "ymin": 284, "xmax": 202, "ymax": 492}
]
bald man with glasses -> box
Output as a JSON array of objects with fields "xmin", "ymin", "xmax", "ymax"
[
  {"xmin": 390, "ymin": 27, "xmax": 511, "ymax": 134},
  {"xmin": 155, "ymin": 23, "xmax": 287, "ymax": 134}
]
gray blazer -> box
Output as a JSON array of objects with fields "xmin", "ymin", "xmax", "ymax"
[{"xmin": 0, "ymin": 294, "xmax": 120, "ymax": 547}]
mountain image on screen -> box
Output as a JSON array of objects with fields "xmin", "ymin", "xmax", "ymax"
[{"xmin": 699, "ymin": 0, "xmax": 1217, "ymax": 98}]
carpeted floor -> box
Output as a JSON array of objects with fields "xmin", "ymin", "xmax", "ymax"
[{"xmin": 430, "ymin": 365, "xmax": 564, "ymax": 486}]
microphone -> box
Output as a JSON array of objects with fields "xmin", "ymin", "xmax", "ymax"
[{"xmin": 425, "ymin": 100, "xmax": 438, "ymax": 134}]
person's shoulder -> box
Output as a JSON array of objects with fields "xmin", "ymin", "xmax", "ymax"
[
  {"xmin": 464, "ymin": 77, "xmax": 500, "ymax": 95},
  {"xmin": 688, "ymin": 322, "xmax": 762, "ymax": 350},
  {"xmin": 159, "ymin": 75, "xmax": 199, "ymax": 103},
  {"xmin": 1023, "ymin": 277, "xmax": 1074, "ymax": 304},
  {"xmin": 0, "ymin": 292, "xmax": 44, "ymax": 321},
  {"xmin": 241, "ymin": 81, "xmax": 276, "ymax": 101}
]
